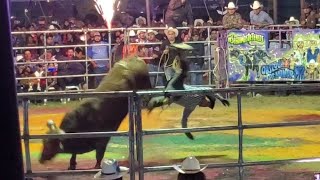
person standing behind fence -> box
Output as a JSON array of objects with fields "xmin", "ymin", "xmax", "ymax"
[
  {"xmin": 94, "ymin": 159, "xmax": 129, "ymax": 180},
  {"xmin": 300, "ymin": 3, "xmax": 320, "ymax": 29},
  {"xmin": 250, "ymin": 1, "xmax": 274, "ymax": 28},
  {"xmin": 165, "ymin": 0, "xmax": 194, "ymax": 28},
  {"xmin": 189, "ymin": 32, "xmax": 204, "ymax": 85},
  {"xmin": 173, "ymin": 156, "xmax": 207, "ymax": 180},
  {"xmin": 222, "ymin": 2, "xmax": 243, "ymax": 29},
  {"xmin": 87, "ymin": 31, "xmax": 110, "ymax": 88},
  {"xmin": 160, "ymin": 27, "xmax": 181, "ymax": 81}
]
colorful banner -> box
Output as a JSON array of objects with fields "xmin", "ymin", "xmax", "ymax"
[{"xmin": 227, "ymin": 29, "xmax": 320, "ymax": 82}]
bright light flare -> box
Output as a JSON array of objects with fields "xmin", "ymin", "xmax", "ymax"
[{"xmin": 94, "ymin": 0, "xmax": 116, "ymax": 30}]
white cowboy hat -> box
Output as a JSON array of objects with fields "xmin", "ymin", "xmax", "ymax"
[
  {"xmin": 250, "ymin": 1, "xmax": 263, "ymax": 10},
  {"xmin": 94, "ymin": 159, "xmax": 129, "ymax": 180},
  {"xmin": 194, "ymin": 19, "xmax": 204, "ymax": 27},
  {"xmin": 164, "ymin": 27, "xmax": 179, "ymax": 37},
  {"xmin": 137, "ymin": 29, "xmax": 147, "ymax": 35},
  {"xmin": 173, "ymin": 156, "xmax": 207, "ymax": 174},
  {"xmin": 171, "ymin": 43, "xmax": 194, "ymax": 50},
  {"xmin": 225, "ymin": 2, "xmax": 238, "ymax": 10},
  {"xmin": 135, "ymin": 16, "xmax": 146, "ymax": 25},
  {"xmin": 285, "ymin": 16, "xmax": 300, "ymax": 25},
  {"xmin": 147, "ymin": 29, "xmax": 158, "ymax": 35},
  {"xmin": 129, "ymin": 30, "xmax": 136, "ymax": 37}
]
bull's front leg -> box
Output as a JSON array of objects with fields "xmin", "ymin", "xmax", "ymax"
[
  {"xmin": 94, "ymin": 140, "xmax": 108, "ymax": 169},
  {"xmin": 68, "ymin": 154, "xmax": 77, "ymax": 170}
]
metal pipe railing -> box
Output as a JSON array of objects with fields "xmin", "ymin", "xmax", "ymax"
[{"xmin": 20, "ymin": 86, "xmax": 320, "ymax": 180}]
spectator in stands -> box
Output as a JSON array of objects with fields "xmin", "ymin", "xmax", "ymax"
[
  {"xmin": 48, "ymin": 23, "xmax": 63, "ymax": 44},
  {"xmin": 164, "ymin": 0, "xmax": 194, "ymax": 28},
  {"xmin": 135, "ymin": 16, "xmax": 147, "ymax": 27},
  {"xmin": 119, "ymin": 12, "xmax": 135, "ymax": 28},
  {"xmin": 137, "ymin": 30, "xmax": 148, "ymax": 43},
  {"xmin": 16, "ymin": 50, "xmax": 37, "ymax": 77},
  {"xmin": 93, "ymin": 159, "xmax": 129, "ymax": 180},
  {"xmin": 300, "ymin": 3, "xmax": 320, "ymax": 29},
  {"xmin": 19, "ymin": 66, "xmax": 38, "ymax": 93},
  {"xmin": 222, "ymin": 2, "xmax": 243, "ymax": 29},
  {"xmin": 74, "ymin": 47, "xmax": 95, "ymax": 89},
  {"xmin": 147, "ymin": 30, "xmax": 160, "ymax": 43},
  {"xmin": 173, "ymin": 156, "xmax": 207, "ymax": 180},
  {"xmin": 155, "ymin": 23, "xmax": 167, "ymax": 41},
  {"xmin": 204, "ymin": 30, "xmax": 219, "ymax": 85},
  {"xmin": 250, "ymin": 1, "xmax": 274, "ymax": 27},
  {"xmin": 87, "ymin": 31, "xmax": 109, "ymax": 88},
  {"xmin": 145, "ymin": 29, "xmax": 164, "ymax": 87},
  {"xmin": 111, "ymin": 36, "xmax": 124, "ymax": 65},
  {"xmin": 122, "ymin": 30, "xmax": 138, "ymax": 58},
  {"xmin": 189, "ymin": 32, "xmax": 204, "ymax": 85},
  {"xmin": 56, "ymin": 48, "xmax": 85, "ymax": 91},
  {"xmin": 39, "ymin": 50, "xmax": 59, "ymax": 91},
  {"xmin": 161, "ymin": 27, "xmax": 181, "ymax": 81}
]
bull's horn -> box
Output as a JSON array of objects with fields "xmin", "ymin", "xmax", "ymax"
[{"xmin": 47, "ymin": 119, "xmax": 57, "ymax": 131}]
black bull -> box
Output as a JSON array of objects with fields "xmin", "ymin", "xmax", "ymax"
[{"xmin": 39, "ymin": 57, "xmax": 152, "ymax": 170}]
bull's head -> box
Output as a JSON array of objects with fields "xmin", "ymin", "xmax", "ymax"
[{"xmin": 39, "ymin": 120, "xmax": 65, "ymax": 164}]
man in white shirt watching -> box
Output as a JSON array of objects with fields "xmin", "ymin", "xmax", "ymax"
[{"xmin": 250, "ymin": 1, "xmax": 274, "ymax": 28}]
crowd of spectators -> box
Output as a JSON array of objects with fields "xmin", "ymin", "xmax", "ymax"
[{"xmin": 11, "ymin": 1, "xmax": 319, "ymax": 99}]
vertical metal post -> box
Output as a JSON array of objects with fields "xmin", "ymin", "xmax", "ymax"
[
  {"xmin": 128, "ymin": 95, "xmax": 135, "ymax": 180},
  {"xmin": 145, "ymin": 0, "xmax": 151, "ymax": 26},
  {"xmin": 237, "ymin": 93, "xmax": 244, "ymax": 180},
  {"xmin": 207, "ymin": 26, "xmax": 213, "ymax": 86},
  {"xmin": 273, "ymin": 0, "xmax": 278, "ymax": 24},
  {"xmin": 108, "ymin": 29, "xmax": 112, "ymax": 69},
  {"xmin": 134, "ymin": 95, "xmax": 144, "ymax": 180},
  {"xmin": 84, "ymin": 31, "xmax": 89, "ymax": 90},
  {"xmin": 23, "ymin": 99, "xmax": 32, "ymax": 174},
  {"xmin": 0, "ymin": 0, "xmax": 24, "ymax": 178}
]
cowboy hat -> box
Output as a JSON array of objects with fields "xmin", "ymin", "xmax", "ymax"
[
  {"xmin": 137, "ymin": 29, "xmax": 147, "ymax": 35},
  {"xmin": 250, "ymin": 1, "xmax": 263, "ymax": 10},
  {"xmin": 94, "ymin": 159, "xmax": 129, "ymax": 179},
  {"xmin": 302, "ymin": 3, "xmax": 312, "ymax": 9},
  {"xmin": 170, "ymin": 43, "xmax": 194, "ymax": 50},
  {"xmin": 135, "ymin": 16, "xmax": 146, "ymax": 25},
  {"xmin": 164, "ymin": 27, "xmax": 179, "ymax": 37},
  {"xmin": 147, "ymin": 29, "xmax": 158, "ymax": 35},
  {"xmin": 173, "ymin": 156, "xmax": 207, "ymax": 174},
  {"xmin": 129, "ymin": 30, "xmax": 136, "ymax": 37},
  {"xmin": 194, "ymin": 19, "xmax": 204, "ymax": 27},
  {"xmin": 285, "ymin": 16, "xmax": 299, "ymax": 25},
  {"xmin": 225, "ymin": 2, "xmax": 238, "ymax": 10}
]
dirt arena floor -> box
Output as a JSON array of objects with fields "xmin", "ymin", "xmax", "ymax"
[{"xmin": 20, "ymin": 95, "xmax": 320, "ymax": 179}]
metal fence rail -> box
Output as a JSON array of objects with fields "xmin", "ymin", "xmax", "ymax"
[{"xmin": 18, "ymin": 85, "xmax": 320, "ymax": 179}]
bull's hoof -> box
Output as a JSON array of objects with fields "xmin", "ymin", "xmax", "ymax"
[
  {"xmin": 94, "ymin": 164, "xmax": 101, "ymax": 169},
  {"xmin": 68, "ymin": 165, "xmax": 76, "ymax": 170},
  {"xmin": 185, "ymin": 132, "xmax": 194, "ymax": 140}
]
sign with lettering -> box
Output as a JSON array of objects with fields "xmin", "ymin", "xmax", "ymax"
[
  {"xmin": 227, "ymin": 29, "xmax": 320, "ymax": 83},
  {"xmin": 227, "ymin": 30, "xmax": 270, "ymax": 82}
]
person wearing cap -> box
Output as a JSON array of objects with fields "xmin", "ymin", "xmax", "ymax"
[
  {"xmin": 87, "ymin": 31, "xmax": 110, "ymax": 88},
  {"xmin": 300, "ymin": 3, "xmax": 320, "ymax": 29},
  {"xmin": 249, "ymin": 1, "xmax": 274, "ymax": 28},
  {"xmin": 174, "ymin": 156, "xmax": 207, "ymax": 180},
  {"xmin": 145, "ymin": 30, "xmax": 164, "ymax": 87},
  {"xmin": 222, "ymin": 2, "xmax": 243, "ymax": 29},
  {"xmin": 164, "ymin": 0, "xmax": 194, "ymax": 28},
  {"xmin": 94, "ymin": 159, "xmax": 129, "ymax": 180}
]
